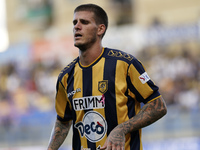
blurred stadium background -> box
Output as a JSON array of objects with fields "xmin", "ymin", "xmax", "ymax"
[{"xmin": 0, "ymin": 0, "xmax": 200, "ymax": 149}]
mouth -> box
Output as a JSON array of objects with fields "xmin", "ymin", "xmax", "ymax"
[{"xmin": 74, "ymin": 33, "xmax": 82, "ymax": 39}]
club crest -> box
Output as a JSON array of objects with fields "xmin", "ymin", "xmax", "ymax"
[{"xmin": 98, "ymin": 80, "xmax": 108, "ymax": 94}]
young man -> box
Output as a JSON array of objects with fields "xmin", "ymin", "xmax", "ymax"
[{"xmin": 47, "ymin": 4, "xmax": 167, "ymax": 150}]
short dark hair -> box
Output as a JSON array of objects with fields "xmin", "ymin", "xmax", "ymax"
[{"xmin": 74, "ymin": 4, "xmax": 108, "ymax": 38}]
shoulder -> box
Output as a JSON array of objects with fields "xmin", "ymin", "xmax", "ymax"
[
  {"xmin": 58, "ymin": 57, "xmax": 79, "ymax": 81},
  {"xmin": 103, "ymin": 47, "xmax": 137, "ymax": 64},
  {"xmin": 103, "ymin": 47, "xmax": 145, "ymax": 71}
]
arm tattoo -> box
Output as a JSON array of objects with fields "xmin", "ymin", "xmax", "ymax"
[
  {"xmin": 48, "ymin": 119, "xmax": 72, "ymax": 150},
  {"xmin": 121, "ymin": 97, "xmax": 167, "ymax": 135},
  {"xmin": 104, "ymin": 97, "xmax": 167, "ymax": 149}
]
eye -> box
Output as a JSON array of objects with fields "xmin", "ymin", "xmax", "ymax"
[
  {"xmin": 81, "ymin": 19, "xmax": 89, "ymax": 25},
  {"xmin": 73, "ymin": 20, "xmax": 77, "ymax": 25}
]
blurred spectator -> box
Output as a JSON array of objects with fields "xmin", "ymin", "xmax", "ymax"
[{"xmin": 138, "ymin": 44, "xmax": 200, "ymax": 111}]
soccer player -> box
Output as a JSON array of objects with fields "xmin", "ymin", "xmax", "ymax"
[{"xmin": 47, "ymin": 3, "xmax": 167, "ymax": 150}]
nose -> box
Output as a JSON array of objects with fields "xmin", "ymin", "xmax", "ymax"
[{"xmin": 74, "ymin": 21, "xmax": 81, "ymax": 31}]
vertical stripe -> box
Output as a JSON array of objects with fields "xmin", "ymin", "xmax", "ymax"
[
  {"xmin": 129, "ymin": 97, "xmax": 142, "ymax": 150},
  {"xmin": 82, "ymin": 66, "xmax": 96, "ymax": 149},
  {"xmin": 115, "ymin": 60, "xmax": 129, "ymax": 124},
  {"xmin": 115, "ymin": 60, "xmax": 130, "ymax": 150},
  {"xmin": 82, "ymin": 68, "xmax": 92, "ymax": 96},
  {"xmin": 127, "ymin": 74, "xmax": 143, "ymax": 150},
  {"xmin": 64, "ymin": 66, "xmax": 81, "ymax": 150},
  {"xmin": 92, "ymin": 58, "xmax": 107, "ymax": 147},
  {"xmin": 73, "ymin": 64, "xmax": 86, "ymax": 149},
  {"xmin": 103, "ymin": 58, "xmax": 118, "ymax": 135},
  {"xmin": 127, "ymin": 90, "xmax": 136, "ymax": 118},
  {"xmin": 130, "ymin": 130, "xmax": 141, "ymax": 150},
  {"xmin": 139, "ymin": 129, "xmax": 143, "ymax": 150},
  {"xmin": 125, "ymin": 133, "xmax": 131, "ymax": 150},
  {"xmin": 74, "ymin": 64, "xmax": 83, "ymax": 99}
]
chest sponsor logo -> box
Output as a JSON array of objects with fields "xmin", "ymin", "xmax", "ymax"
[
  {"xmin": 72, "ymin": 95, "xmax": 105, "ymax": 111},
  {"xmin": 139, "ymin": 72, "xmax": 150, "ymax": 84},
  {"xmin": 74, "ymin": 111, "xmax": 107, "ymax": 143}
]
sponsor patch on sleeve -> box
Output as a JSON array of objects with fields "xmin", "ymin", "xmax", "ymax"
[{"xmin": 139, "ymin": 72, "xmax": 150, "ymax": 84}]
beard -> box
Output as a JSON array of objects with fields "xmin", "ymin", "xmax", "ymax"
[
  {"xmin": 74, "ymin": 36, "xmax": 97, "ymax": 52},
  {"xmin": 74, "ymin": 43, "xmax": 87, "ymax": 52}
]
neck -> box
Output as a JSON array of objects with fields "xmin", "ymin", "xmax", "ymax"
[{"xmin": 79, "ymin": 44, "xmax": 103, "ymax": 66}]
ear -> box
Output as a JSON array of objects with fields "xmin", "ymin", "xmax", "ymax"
[{"xmin": 97, "ymin": 24, "xmax": 106, "ymax": 37}]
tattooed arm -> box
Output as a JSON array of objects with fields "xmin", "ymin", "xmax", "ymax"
[
  {"xmin": 47, "ymin": 119, "xmax": 72, "ymax": 150},
  {"xmin": 100, "ymin": 96, "xmax": 167, "ymax": 150}
]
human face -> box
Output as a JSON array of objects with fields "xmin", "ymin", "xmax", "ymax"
[{"xmin": 73, "ymin": 11, "xmax": 99, "ymax": 50}]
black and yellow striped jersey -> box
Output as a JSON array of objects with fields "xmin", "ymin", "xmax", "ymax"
[{"xmin": 55, "ymin": 47, "xmax": 161, "ymax": 150}]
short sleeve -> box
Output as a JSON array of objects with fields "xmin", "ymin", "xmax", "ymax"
[
  {"xmin": 55, "ymin": 80, "xmax": 73, "ymax": 122},
  {"xmin": 127, "ymin": 58, "xmax": 161, "ymax": 104}
]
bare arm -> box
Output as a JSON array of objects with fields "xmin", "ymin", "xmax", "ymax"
[
  {"xmin": 100, "ymin": 96, "xmax": 167, "ymax": 150},
  {"xmin": 47, "ymin": 119, "xmax": 72, "ymax": 150}
]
